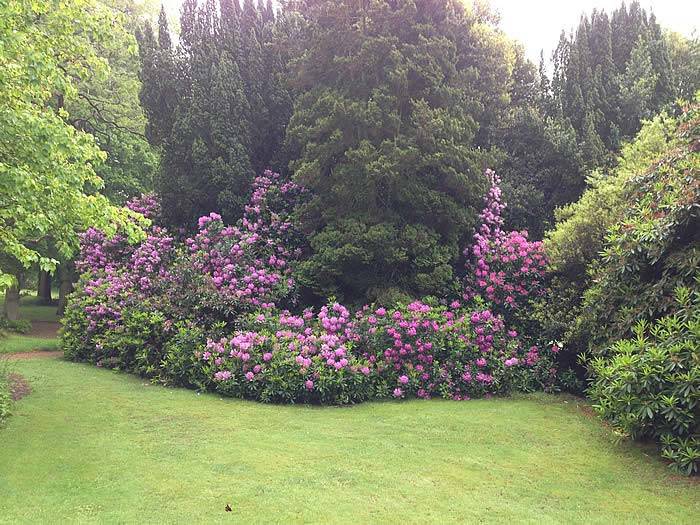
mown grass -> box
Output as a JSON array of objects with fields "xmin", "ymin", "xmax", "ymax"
[
  {"xmin": 0, "ymin": 334, "xmax": 58, "ymax": 354},
  {"xmin": 0, "ymin": 357, "xmax": 697, "ymax": 524},
  {"xmin": 1, "ymin": 291, "xmax": 59, "ymax": 354},
  {"xmin": 14, "ymin": 293, "xmax": 59, "ymax": 322}
]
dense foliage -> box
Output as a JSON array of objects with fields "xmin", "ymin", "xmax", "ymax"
[
  {"xmin": 578, "ymin": 102, "xmax": 699, "ymax": 352},
  {"xmin": 498, "ymin": 2, "xmax": 699, "ymax": 237},
  {"xmin": 541, "ymin": 111, "xmax": 678, "ymax": 357},
  {"xmin": 0, "ymin": 0, "xmax": 148, "ymax": 291},
  {"xmin": 67, "ymin": 0, "xmax": 158, "ymax": 204},
  {"xmin": 4, "ymin": 0, "xmax": 699, "ymax": 479},
  {"xmin": 588, "ymin": 287, "xmax": 700, "ymax": 474},
  {"xmin": 549, "ymin": 3, "xmax": 675, "ymax": 153},
  {"xmin": 131, "ymin": 0, "xmax": 700, "ymax": 302},
  {"xmin": 137, "ymin": 0, "xmax": 290, "ymax": 228},
  {"xmin": 544, "ymin": 100, "xmax": 699, "ymax": 357},
  {"xmin": 284, "ymin": 0, "xmax": 515, "ymax": 303}
]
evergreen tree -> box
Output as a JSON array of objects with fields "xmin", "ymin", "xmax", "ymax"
[
  {"xmin": 137, "ymin": 5, "xmax": 177, "ymax": 148},
  {"xmin": 618, "ymin": 36, "xmax": 658, "ymax": 135},
  {"xmin": 137, "ymin": 0, "xmax": 291, "ymax": 229},
  {"xmin": 647, "ymin": 13, "xmax": 676, "ymax": 107},
  {"xmin": 154, "ymin": 0, "xmax": 254, "ymax": 227},
  {"xmin": 211, "ymin": 51, "xmax": 254, "ymax": 218},
  {"xmin": 666, "ymin": 31, "xmax": 700, "ymax": 100},
  {"xmin": 498, "ymin": 1, "xmax": 684, "ymax": 237},
  {"xmin": 494, "ymin": 47, "xmax": 585, "ymax": 237},
  {"xmin": 239, "ymin": 0, "xmax": 269, "ymax": 173},
  {"xmin": 285, "ymin": 0, "xmax": 512, "ymax": 303},
  {"xmin": 545, "ymin": 1, "xmax": 679, "ymax": 167}
]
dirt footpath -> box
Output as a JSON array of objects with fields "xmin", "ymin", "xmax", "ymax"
[{"xmin": 28, "ymin": 321, "xmax": 60, "ymax": 338}]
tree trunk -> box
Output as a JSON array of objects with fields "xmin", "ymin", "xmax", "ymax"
[
  {"xmin": 38, "ymin": 270, "xmax": 52, "ymax": 305},
  {"xmin": 57, "ymin": 263, "xmax": 74, "ymax": 317},
  {"xmin": 3, "ymin": 283, "xmax": 20, "ymax": 321}
]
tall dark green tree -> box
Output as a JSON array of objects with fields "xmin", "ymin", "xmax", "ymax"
[
  {"xmin": 666, "ymin": 31, "xmax": 700, "ymax": 101},
  {"xmin": 493, "ymin": 47, "xmax": 585, "ymax": 238},
  {"xmin": 137, "ymin": 0, "xmax": 291, "ymax": 229},
  {"xmin": 499, "ymin": 0, "xmax": 691, "ymax": 237},
  {"xmin": 549, "ymin": 1, "xmax": 677, "ymax": 155},
  {"xmin": 136, "ymin": 5, "xmax": 177, "ymax": 148},
  {"xmin": 158, "ymin": 0, "xmax": 253, "ymax": 226},
  {"xmin": 284, "ymin": 0, "xmax": 514, "ymax": 303}
]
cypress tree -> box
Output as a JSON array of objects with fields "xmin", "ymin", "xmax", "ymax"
[
  {"xmin": 136, "ymin": 23, "xmax": 159, "ymax": 143},
  {"xmin": 618, "ymin": 36, "xmax": 658, "ymax": 135},
  {"xmin": 647, "ymin": 13, "xmax": 676, "ymax": 107},
  {"xmin": 157, "ymin": 5, "xmax": 172, "ymax": 51},
  {"xmin": 240, "ymin": 0, "xmax": 269, "ymax": 173},
  {"xmin": 136, "ymin": 0, "xmax": 291, "ymax": 229},
  {"xmin": 211, "ymin": 50, "xmax": 254, "ymax": 219},
  {"xmin": 543, "ymin": 0, "xmax": 681, "ymax": 165},
  {"xmin": 136, "ymin": 7, "xmax": 177, "ymax": 148}
]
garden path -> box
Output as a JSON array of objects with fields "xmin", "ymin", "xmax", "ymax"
[{"xmin": 27, "ymin": 321, "xmax": 60, "ymax": 338}]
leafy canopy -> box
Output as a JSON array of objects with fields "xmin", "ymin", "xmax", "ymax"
[{"xmin": 0, "ymin": 0, "xmax": 146, "ymax": 289}]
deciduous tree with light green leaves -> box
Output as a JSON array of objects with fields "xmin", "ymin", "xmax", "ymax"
[{"xmin": 0, "ymin": 0, "xmax": 146, "ymax": 295}]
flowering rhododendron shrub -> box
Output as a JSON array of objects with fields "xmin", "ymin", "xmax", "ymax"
[
  {"xmin": 352, "ymin": 299, "xmax": 557, "ymax": 399},
  {"xmin": 464, "ymin": 169, "xmax": 547, "ymax": 312},
  {"xmin": 62, "ymin": 172, "xmax": 305, "ymax": 369},
  {"xmin": 191, "ymin": 299, "xmax": 557, "ymax": 403},
  {"xmin": 188, "ymin": 172, "xmax": 303, "ymax": 301},
  {"xmin": 198, "ymin": 304, "xmax": 377, "ymax": 404},
  {"xmin": 63, "ymin": 168, "xmax": 559, "ymax": 404},
  {"xmin": 62, "ymin": 195, "xmax": 176, "ymax": 367}
]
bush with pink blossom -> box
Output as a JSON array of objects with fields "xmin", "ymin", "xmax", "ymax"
[
  {"xmin": 191, "ymin": 298, "xmax": 557, "ymax": 404},
  {"xmin": 62, "ymin": 169, "xmax": 559, "ymax": 404},
  {"xmin": 463, "ymin": 169, "xmax": 548, "ymax": 313},
  {"xmin": 62, "ymin": 171, "xmax": 304, "ymax": 369}
]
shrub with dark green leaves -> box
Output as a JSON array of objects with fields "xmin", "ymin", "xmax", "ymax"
[
  {"xmin": 588, "ymin": 286, "xmax": 700, "ymax": 474},
  {"xmin": 542, "ymin": 100, "xmax": 699, "ymax": 362},
  {"xmin": 0, "ymin": 318, "xmax": 31, "ymax": 334},
  {"xmin": 579, "ymin": 101, "xmax": 699, "ymax": 354}
]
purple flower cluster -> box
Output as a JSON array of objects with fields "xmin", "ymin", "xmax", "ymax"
[
  {"xmin": 126, "ymin": 193, "xmax": 161, "ymax": 220},
  {"xmin": 464, "ymin": 169, "xmax": 547, "ymax": 310},
  {"xmin": 185, "ymin": 171, "xmax": 303, "ymax": 307},
  {"xmin": 72, "ymin": 195, "xmax": 177, "ymax": 341},
  {"xmin": 198, "ymin": 299, "xmax": 556, "ymax": 402}
]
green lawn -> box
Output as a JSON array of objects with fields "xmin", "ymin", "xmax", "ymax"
[
  {"xmin": 0, "ymin": 334, "xmax": 58, "ymax": 354},
  {"xmin": 1, "ymin": 291, "xmax": 60, "ymax": 354},
  {"xmin": 12, "ymin": 293, "xmax": 59, "ymax": 322},
  {"xmin": 1, "ymin": 358, "xmax": 697, "ymax": 524}
]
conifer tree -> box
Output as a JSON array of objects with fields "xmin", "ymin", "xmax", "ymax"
[
  {"xmin": 285, "ymin": 0, "xmax": 512, "ymax": 302},
  {"xmin": 137, "ymin": 0, "xmax": 291, "ymax": 228}
]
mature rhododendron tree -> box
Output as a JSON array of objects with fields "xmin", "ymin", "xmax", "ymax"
[{"xmin": 464, "ymin": 170, "xmax": 548, "ymax": 312}]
